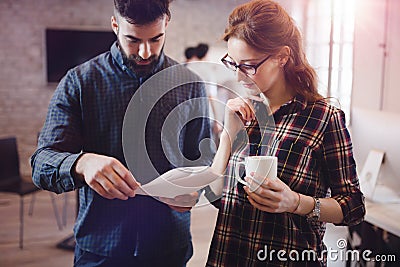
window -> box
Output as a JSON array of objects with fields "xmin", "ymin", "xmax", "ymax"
[{"xmin": 294, "ymin": 0, "xmax": 356, "ymax": 117}]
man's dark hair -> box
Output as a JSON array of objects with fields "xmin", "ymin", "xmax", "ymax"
[
  {"xmin": 196, "ymin": 43, "xmax": 209, "ymax": 59},
  {"xmin": 114, "ymin": 0, "xmax": 173, "ymax": 25},
  {"xmin": 184, "ymin": 47, "xmax": 197, "ymax": 60}
]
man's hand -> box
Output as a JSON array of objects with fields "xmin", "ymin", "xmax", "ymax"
[
  {"xmin": 159, "ymin": 191, "xmax": 199, "ymax": 212},
  {"xmin": 73, "ymin": 153, "xmax": 140, "ymax": 200}
]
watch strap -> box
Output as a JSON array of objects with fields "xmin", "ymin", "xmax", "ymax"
[{"xmin": 306, "ymin": 197, "xmax": 320, "ymax": 221}]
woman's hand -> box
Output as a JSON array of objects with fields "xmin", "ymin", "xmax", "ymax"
[
  {"xmin": 223, "ymin": 97, "xmax": 256, "ymax": 139},
  {"xmin": 243, "ymin": 173, "xmax": 299, "ymax": 213}
]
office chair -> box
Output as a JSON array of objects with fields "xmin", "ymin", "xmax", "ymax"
[{"xmin": 0, "ymin": 136, "xmax": 63, "ymax": 249}]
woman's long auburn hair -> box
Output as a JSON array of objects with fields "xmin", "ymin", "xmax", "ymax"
[{"xmin": 223, "ymin": 0, "xmax": 322, "ymax": 102}]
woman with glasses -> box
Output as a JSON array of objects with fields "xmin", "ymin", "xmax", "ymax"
[{"xmin": 207, "ymin": 1, "xmax": 365, "ymax": 266}]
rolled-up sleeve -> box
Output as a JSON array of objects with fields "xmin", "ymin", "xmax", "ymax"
[
  {"xmin": 31, "ymin": 70, "xmax": 85, "ymax": 194},
  {"xmin": 321, "ymin": 109, "xmax": 365, "ymax": 226}
]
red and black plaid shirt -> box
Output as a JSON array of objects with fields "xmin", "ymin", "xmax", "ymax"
[{"xmin": 207, "ymin": 95, "xmax": 365, "ymax": 267}]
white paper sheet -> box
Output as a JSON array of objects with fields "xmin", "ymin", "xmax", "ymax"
[{"xmin": 135, "ymin": 166, "xmax": 221, "ymax": 198}]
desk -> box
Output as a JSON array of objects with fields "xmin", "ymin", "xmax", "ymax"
[
  {"xmin": 365, "ymin": 200, "xmax": 400, "ymax": 237},
  {"xmin": 347, "ymin": 201, "xmax": 400, "ymax": 266}
]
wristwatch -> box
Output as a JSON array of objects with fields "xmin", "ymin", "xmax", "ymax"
[{"xmin": 306, "ymin": 197, "xmax": 320, "ymax": 221}]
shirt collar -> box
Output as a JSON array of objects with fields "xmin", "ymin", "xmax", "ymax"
[
  {"xmin": 273, "ymin": 93, "xmax": 308, "ymax": 116},
  {"xmin": 291, "ymin": 94, "xmax": 308, "ymax": 111},
  {"xmin": 111, "ymin": 41, "xmax": 124, "ymax": 69}
]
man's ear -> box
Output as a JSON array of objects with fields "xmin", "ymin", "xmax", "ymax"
[
  {"xmin": 111, "ymin": 16, "xmax": 118, "ymax": 36},
  {"xmin": 164, "ymin": 14, "xmax": 169, "ymax": 28}
]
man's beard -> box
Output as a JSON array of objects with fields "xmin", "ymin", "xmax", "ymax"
[{"xmin": 118, "ymin": 40, "xmax": 160, "ymax": 77}]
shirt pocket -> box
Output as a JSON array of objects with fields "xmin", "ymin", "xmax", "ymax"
[{"xmin": 273, "ymin": 139, "xmax": 318, "ymax": 193}]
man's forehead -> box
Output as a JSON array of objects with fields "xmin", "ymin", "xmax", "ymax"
[
  {"xmin": 119, "ymin": 14, "xmax": 167, "ymax": 28},
  {"xmin": 119, "ymin": 15, "xmax": 167, "ymax": 38}
]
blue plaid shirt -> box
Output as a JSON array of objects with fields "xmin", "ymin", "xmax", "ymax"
[{"xmin": 31, "ymin": 42, "xmax": 213, "ymax": 258}]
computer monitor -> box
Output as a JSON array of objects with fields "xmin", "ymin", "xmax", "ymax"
[{"xmin": 350, "ymin": 107, "xmax": 400, "ymax": 202}]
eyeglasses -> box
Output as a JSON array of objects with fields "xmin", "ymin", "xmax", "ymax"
[{"xmin": 221, "ymin": 53, "xmax": 272, "ymax": 75}]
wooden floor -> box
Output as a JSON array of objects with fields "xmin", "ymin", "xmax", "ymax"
[
  {"xmin": 0, "ymin": 190, "xmax": 348, "ymax": 266},
  {"xmin": 0, "ymin": 190, "xmax": 218, "ymax": 267}
]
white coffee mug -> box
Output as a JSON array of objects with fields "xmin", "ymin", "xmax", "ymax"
[{"xmin": 234, "ymin": 156, "xmax": 277, "ymax": 192}]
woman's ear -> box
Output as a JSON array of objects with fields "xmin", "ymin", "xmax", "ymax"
[{"xmin": 278, "ymin": 46, "xmax": 290, "ymax": 67}]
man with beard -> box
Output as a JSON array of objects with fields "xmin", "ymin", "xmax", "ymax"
[{"xmin": 31, "ymin": 0, "xmax": 213, "ymax": 266}]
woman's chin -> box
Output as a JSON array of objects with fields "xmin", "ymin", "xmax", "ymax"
[{"xmin": 245, "ymin": 88, "xmax": 262, "ymax": 96}]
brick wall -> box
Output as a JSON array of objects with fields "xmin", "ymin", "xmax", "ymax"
[{"xmin": 0, "ymin": 0, "xmax": 248, "ymax": 176}]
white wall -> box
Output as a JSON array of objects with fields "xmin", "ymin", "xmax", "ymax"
[
  {"xmin": 352, "ymin": 0, "xmax": 400, "ymax": 113},
  {"xmin": 351, "ymin": 0, "xmax": 400, "ymax": 207},
  {"xmin": 383, "ymin": 0, "xmax": 400, "ymax": 112}
]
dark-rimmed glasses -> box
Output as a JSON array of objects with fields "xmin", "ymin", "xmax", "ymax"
[{"xmin": 221, "ymin": 53, "xmax": 272, "ymax": 75}]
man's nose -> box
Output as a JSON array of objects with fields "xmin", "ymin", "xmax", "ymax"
[{"xmin": 138, "ymin": 42, "xmax": 151, "ymax": 60}]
